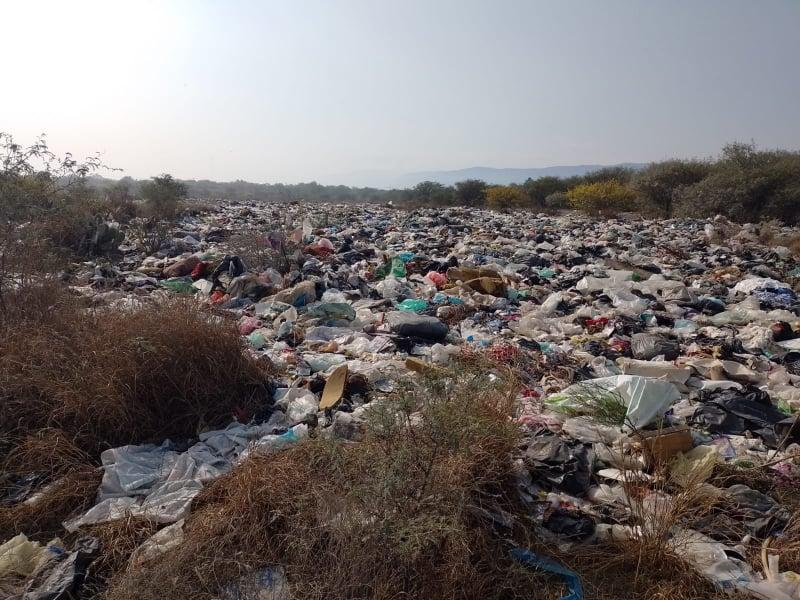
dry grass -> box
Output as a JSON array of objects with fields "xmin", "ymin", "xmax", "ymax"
[
  {"xmin": 757, "ymin": 221, "xmax": 800, "ymax": 257},
  {"xmin": 0, "ymin": 289, "xmax": 271, "ymax": 462},
  {"xmin": 0, "ymin": 428, "xmax": 101, "ymax": 541},
  {"xmin": 0, "ymin": 285, "xmax": 272, "ymax": 553},
  {"xmin": 0, "ymin": 467, "xmax": 101, "ymax": 542},
  {"xmin": 102, "ymin": 362, "xmax": 543, "ymax": 600},
  {"xmin": 784, "ymin": 234, "xmax": 800, "ymax": 257},
  {"xmin": 711, "ymin": 460, "xmax": 800, "ymax": 575},
  {"xmin": 772, "ymin": 514, "xmax": 800, "ymax": 574},
  {"xmin": 227, "ymin": 229, "xmax": 300, "ymax": 274},
  {"xmin": 98, "ymin": 359, "xmax": 740, "ymax": 600},
  {"xmin": 553, "ymin": 542, "xmax": 728, "ymax": 600},
  {"xmin": 77, "ymin": 517, "xmax": 162, "ymax": 599},
  {"xmin": 3, "ymin": 428, "xmax": 92, "ymax": 481}
]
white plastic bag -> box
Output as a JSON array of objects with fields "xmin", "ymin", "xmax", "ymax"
[{"xmin": 547, "ymin": 375, "xmax": 680, "ymax": 429}]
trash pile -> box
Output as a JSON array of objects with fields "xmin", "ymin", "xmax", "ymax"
[{"xmin": 2, "ymin": 204, "xmax": 800, "ymax": 599}]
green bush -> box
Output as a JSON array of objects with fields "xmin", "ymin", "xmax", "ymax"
[
  {"xmin": 632, "ymin": 159, "xmax": 711, "ymax": 216},
  {"xmin": 141, "ymin": 174, "xmax": 187, "ymax": 220},
  {"xmin": 581, "ymin": 166, "xmax": 636, "ymax": 185},
  {"xmin": 523, "ymin": 176, "xmax": 567, "ymax": 208},
  {"xmin": 410, "ymin": 181, "xmax": 454, "ymax": 206},
  {"xmin": 544, "ymin": 191, "xmax": 569, "ymax": 209},
  {"xmin": 453, "ymin": 179, "xmax": 487, "ymax": 206},
  {"xmin": 672, "ymin": 144, "xmax": 800, "ymax": 224}
]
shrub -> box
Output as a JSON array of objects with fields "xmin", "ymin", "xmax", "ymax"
[
  {"xmin": 0, "ymin": 133, "xmax": 127, "ymax": 276},
  {"xmin": 104, "ymin": 178, "xmax": 140, "ymax": 223},
  {"xmin": 632, "ymin": 159, "xmax": 711, "ymax": 216},
  {"xmin": 0, "ymin": 132, "xmax": 104, "ymax": 223},
  {"xmin": 33, "ymin": 197, "xmax": 125, "ymax": 259},
  {"xmin": 229, "ymin": 231, "xmax": 285, "ymax": 272},
  {"xmin": 549, "ymin": 384, "xmax": 627, "ymax": 426},
  {"xmin": 141, "ymin": 174, "xmax": 187, "ymax": 220},
  {"xmin": 567, "ymin": 180, "xmax": 636, "ymax": 216},
  {"xmin": 453, "ymin": 179, "xmax": 487, "ymax": 206},
  {"xmin": 544, "ymin": 191, "xmax": 569, "ymax": 209},
  {"xmin": 410, "ymin": 180, "xmax": 454, "ymax": 206},
  {"xmin": 673, "ymin": 143, "xmax": 800, "ymax": 224},
  {"xmin": 0, "ymin": 289, "xmax": 272, "ymax": 463},
  {"xmin": 523, "ymin": 176, "xmax": 567, "ymax": 208},
  {"xmin": 0, "ymin": 226, "xmax": 61, "ymax": 316},
  {"xmin": 101, "ymin": 360, "xmax": 539, "ymax": 600},
  {"xmin": 581, "ymin": 166, "xmax": 636, "ymax": 185},
  {"xmin": 485, "ymin": 185, "xmax": 528, "ymax": 210}
]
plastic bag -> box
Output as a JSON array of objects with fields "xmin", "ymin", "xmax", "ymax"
[
  {"xmin": 307, "ymin": 303, "xmax": 356, "ymax": 321},
  {"xmin": 244, "ymin": 424, "xmax": 309, "ymax": 458},
  {"xmin": 0, "ymin": 534, "xmax": 60, "ymax": 578},
  {"xmin": 609, "ymin": 290, "xmax": 649, "ymax": 316},
  {"xmin": 397, "ymin": 298, "xmax": 428, "ymax": 313},
  {"xmin": 631, "ymin": 333, "xmax": 680, "ymax": 360},
  {"xmin": 670, "ymin": 446, "xmax": 719, "ymax": 488},
  {"xmin": 390, "ymin": 257, "xmax": 407, "ymax": 278},
  {"xmin": 159, "ymin": 277, "xmax": 196, "ymax": 294},
  {"xmin": 276, "ymin": 388, "xmax": 319, "ymax": 423},
  {"xmin": 130, "ymin": 520, "xmax": 185, "ymax": 566},
  {"xmin": 510, "ymin": 547, "xmax": 583, "ymax": 600},
  {"xmin": 548, "ymin": 375, "xmax": 680, "ymax": 429},
  {"xmin": 424, "ymin": 271, "xmax": 446, "ymax": 288}
]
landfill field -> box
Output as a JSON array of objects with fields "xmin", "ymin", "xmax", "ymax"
[{"xmin": 3, "ymin": 201, "xmax": 800, "ymax": 600}]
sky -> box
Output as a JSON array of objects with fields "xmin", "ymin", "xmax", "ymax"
[{"xmin": 2, "ymin": 0, "xmax": 799, "ymax": 186}]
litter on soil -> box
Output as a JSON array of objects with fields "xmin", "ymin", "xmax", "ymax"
[{"xmin": 3, "ymin": 204, "xmax": 800, "ymax": 599}]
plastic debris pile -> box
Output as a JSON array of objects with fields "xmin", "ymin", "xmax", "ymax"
[{"xmin": 3, "ymin": 204, "xmax": 800, "ymax": 599}]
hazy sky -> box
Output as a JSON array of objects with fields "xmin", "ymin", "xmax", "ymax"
[{"xmin": 3, "ymin": 0, "xmax": 799, "ymax": 185}]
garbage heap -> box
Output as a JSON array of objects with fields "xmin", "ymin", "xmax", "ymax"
[{"xmin": 2, "ymin": 203, "xmax": 800, "ymax": 600}]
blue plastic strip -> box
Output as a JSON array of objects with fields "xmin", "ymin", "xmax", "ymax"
[{"xmin": 510, "ymin": 547, "xmax": 584, "ymax": 600}]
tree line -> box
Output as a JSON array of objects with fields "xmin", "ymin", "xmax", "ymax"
[
  {"xmin": 8, "ymin": 134, "xmax": 800, "ymax": 226},
  {"xmin": 403, "ymin": 143, "xmax": 800, "ymax": 225}
]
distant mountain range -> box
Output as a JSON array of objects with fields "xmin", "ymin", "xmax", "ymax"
[{"xmin": 336, "ymin": 163, "xmax": 646, "ymax": 188}]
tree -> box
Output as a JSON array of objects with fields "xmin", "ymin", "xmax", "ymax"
[
  {"xmin": 672, "ymin": 145, "xmax": 800, "ymax": 224},
  {"xmin": 140, "ymin": 174, "xmax": 187, "ymax": 220},
  {"xmin": 485, "ymin": 185, "xmax": 527, "ymax": 210},
  {"xmin": 0, "ymin": 132, "xmax": 111, "ymax": 313},
  {"xmin": 566, "ymin": 180, "xmax": 636, "ymax": 216},
  {"xmin": 411, "ymin": 181, "xmax": 454, "ymax": 206},
  {"xmin": 581, "ymin": 166, "xmax": 635, "ymax": 185},
  {"xmin": 523, "ymin": 176, "xmax": 567, "ymax": 208},
  {"xmin": 0, "ymin": 132, "xmax": 103, "ymax": 222},
  {"xmin": 632, "ymin": 159, "xmax": 710, "ymax": 216},
  {"xmin": 453, "ymin": 179, "xmax": 487, "ymax": 206},
  {"xmin": 544, "ymin": 191, "xmax": 569, "ymax": 209}
]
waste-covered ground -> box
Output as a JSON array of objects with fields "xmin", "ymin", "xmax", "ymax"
[{"xmin": 2, "ymin": 202, "xmax": 800, "ymax": 599}]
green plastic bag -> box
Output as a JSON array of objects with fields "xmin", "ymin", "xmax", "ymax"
[
  {"xmin": 247, "ymin": 331, "xmax": 267, "ymax": 349},
  {"xmin": 397, "ymin": 298, "xmax": 428, "ymax": 313},
  {"xmin": 391, "ymin": 257, "xmax": 407, "ymax": 278},
  {"xmin": 160, "ymin": 277, "xmax": 196, "ymax": 294},
  {"xmin": 307, "ymin": 303, "xmax": 356, "ymax": 321}
]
